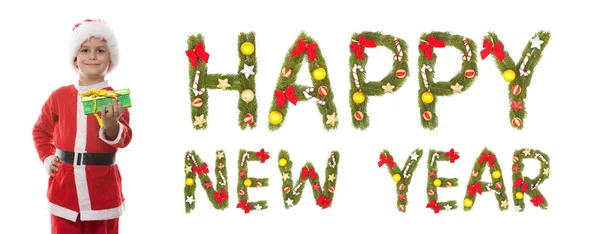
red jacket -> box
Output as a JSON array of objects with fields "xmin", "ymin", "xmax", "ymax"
[{"xmin": 32, "ymin": 80, "xmax": 132, "ymax": 221}]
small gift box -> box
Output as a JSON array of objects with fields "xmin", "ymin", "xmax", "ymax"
[{"xmin": 80, "ymin": 89, "xmax": 132, "ymax": 115}]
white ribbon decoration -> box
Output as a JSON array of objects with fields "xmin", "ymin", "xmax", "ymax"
[
  {"xmin": 519, "ymin": 53, "xmax": 531, "ymax": 77},
  {"xmin": 303, "ymin": 88, "xmax": 325, "ymax": 105},
  {"xmin": 328, "ymin": 152, "xmax": 337, "ymax": 168},
  {"xmin": 293, "ymin": 182, "xmax": 303, "ymax": 195},
  {"xmin": 534, "ymin": 153, "xmax": 548, "ymax": 164},
  {"xmin": 461, "ymin": 38, "xmax": 472, "ymax": 61},
  {"xmin": 421, "ymin": 65, "xmax": 433, "ymax": 90},
  {"xmin": 530, "ymin": 178, "xmax": 542, "ymax": 190},
  {"xmin": 352, "ymin": 64, "xmax": 364, "ymax": 89},
  {"xmin": 241, "ymin": 152, "xmax": 249, "ymax": 167},
  {"xmin": 430, "ymin": 152, "xmax": 439, "ymax": 167},
  {"xmin": 393, "ymin": 38, "xmax": 404, "ymax": 61},
  {"xmin": 218, "ymin": 170, "xmax": 227, "ymax": 186},
  {"xmin": 485, "ymin": 183, "xmax": 501, "ymax": 195}
]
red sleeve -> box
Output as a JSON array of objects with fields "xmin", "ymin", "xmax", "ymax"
[
  {"xmin": 32, "ymin": 90, "xmax": 58, "ymax": 163},
  {"xmin": 116, "ymin": 108, "xmax": 133, "ymax": 148}
]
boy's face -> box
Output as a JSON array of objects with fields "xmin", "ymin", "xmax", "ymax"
[{"xmin": 74, "ymin": 37, "xmax": 111, "ymax": 77}]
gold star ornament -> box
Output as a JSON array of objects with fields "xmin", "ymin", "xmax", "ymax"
[
  {"xmin": 501, "ymin": 200, "xmax": 509, "ymax": 209},
  {"xmin": 216, "ymin": 151, "xmax": 225, "ymax": 159},
  {"xmin": 282, "ymin": 172, "xmax": 290, "ymax": 181},
  {"xmin": 328, "ymin": 174, "xmax": 336, "ymax": 182},
  {"xmin": 450, "ymin": 83, "xmax": 464, "ymax": 93},
  {"xmin": 326, "ymin": 113, "xmax": 338, "ymax": 127},
  {"xmin": 382, "ymin": 82, "xmax": 395, "ymax": 93},
  {"xmin": 217, "ymin": 78, "xmax": 231, "ymax": 91},
  {"xmin": 543, "ymin": 168, "xmax": 550, "ymax": 177},
  {"xmin": 193, "ymin": 115, "xmax": 207, "ymax": 127}
]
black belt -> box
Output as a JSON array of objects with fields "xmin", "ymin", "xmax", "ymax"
[{"xmin": 57, "ymin": 149, "xmax": 116, "ymax": 166}]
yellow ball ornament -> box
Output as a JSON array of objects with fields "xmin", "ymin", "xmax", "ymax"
[
  {"xmin": 269, "ymin": 111, "xmax": 283, "ymax": 125},
  {"xmin": 464, "ymin": 198, "xmax": 473, "ymax": 208},
  {"xmin": 312, "ymin": 67, "xmax": 327, "ymax": 81},
  {"xmin": 392, "ymin": 174, "xmax": 402, "ymax": 182},
  {"xmin": 503, "ymin": 69, "xmax": 516, "ymax": 82},
  {"xmin": 278, "ymin": 158, "xmax": 288, "ymax": 167},
  {"xmin": 352, "ymin": 91, "xmax": 366, "ymax": 104},
  {"xmin": 421, "ymin": 91, "xmax": 434, "ymax": 104},
  {"xmin": 240, "ymin": 42, "xmax": 255, "ymax": 56},
  {"xmin": 492, "ymin": 170, "xmax": 501, "ymax": 179},
  {"xmin": 515, "ymin": 192, "xmax": 524, "ymax": 200},
  {"xmin": 433, "ymin": 179, "xmax": 442, "ymax": 187},
  {"xmin": 185, "ymin": 178, "xmax": 194, "ymax": 186},
  {"xmin": 244, "ymin": 178, "xmax": 252, "ymax": 187}
]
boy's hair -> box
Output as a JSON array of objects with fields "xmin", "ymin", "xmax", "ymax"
[{"xmin": 69, "ymin": 19, "xmax": 119, "ymax": 73}]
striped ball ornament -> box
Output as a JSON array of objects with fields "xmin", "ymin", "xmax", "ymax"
[
  {"xmin": 193, "ymin": 97, "xmax": 203, "ymax": 108},
  {"xmin": 281, "ymin": 67, "xmax": 292, "ymax": 78}
]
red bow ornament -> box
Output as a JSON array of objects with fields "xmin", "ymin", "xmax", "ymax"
[
  {"xmin": 350, "ymin": 35, "xmax": 376, "ymax": 60},
  {"xmin": 513, "ymin": 177, "xmax": 528, "ymax": 193},
  {"xmin": 291, "ymin": 39, "xmax": 318, "ymax": 62},
  {"xmin": 316, "ymin": 194, "xmax": 331, "ymax": 209},
  {"xmin": 419, "ymin": 35, "xmax": 445, "ymax": 61},
  {"xmin": 193, "ymin": 162, "xmax": 209, "ymax": 175},
  {"xmin": 301, "ymin": 167, "xmax": 317, "ymax": 180},
  {"xmin": 481, "ymin": 39, "xmax": 505, "ymax": 61},
  {"xmin": 378, "ymin": 154, "xmax": 394, "ymax": 168},
  {"xmin": 213, "ymin": 188, "xmax": 228, "ymax": 204},
  {"xmin": 236, "ymin": 200, "xmax": 251, "ymax": 213},
  {"xmin": 426, "ymin": 200, "xmax": 441, "ymax": 213},
  {"xmin": 256, "ymin": 148, "xmax": 270, "ymax": 163},
  {"xmin": 186, "ymin": 42, "xmax": 210, "ymax": 68},
  {"xmin": 477, "ymin": 152, "xmax": 496, "ymax": 167},
  {"xmin": 530, "ymin": 194, "xmax": 545, "ymax": 207},
  {"xmin": 444, "ymin": 148, "xmax": 460, "ymax": 163},
  {"xmin": 274, "ymin": 85, "xmax": 298, "ymax": 109},
  {"xmin": 467, "ymin": 182, "xmax": 483, "ymax": 197}
]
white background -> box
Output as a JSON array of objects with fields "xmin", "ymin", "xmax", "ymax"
[{"xmin": 0, "ymin": 0, "xmax": 598, "ymax": 233}]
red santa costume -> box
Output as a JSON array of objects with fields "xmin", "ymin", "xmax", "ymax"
[{"xmin": 32, "ymin": 19, "xmax": 131, "ymax": 233}]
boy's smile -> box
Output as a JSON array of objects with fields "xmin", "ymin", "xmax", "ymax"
[{"xmin": 75, "ymin": 37, "xmax": 112, "ymax": 85}]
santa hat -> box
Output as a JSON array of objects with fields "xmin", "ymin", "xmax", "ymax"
[{"xmin": 68, "ymin": 19, "xmax": 119, "ymax": 72}]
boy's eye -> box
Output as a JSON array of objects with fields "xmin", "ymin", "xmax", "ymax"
[
  {"xmin": 81, "ymin": 49, "xmax": 88, "ymax": 53},
  {"xmin": 98, "ymin": 49, "xmax": 105, "ymax": 53}
]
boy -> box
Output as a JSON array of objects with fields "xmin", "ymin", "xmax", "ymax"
[{"xmin": 32, "ymin": 19, "xmax": 132, "ymax": 234}]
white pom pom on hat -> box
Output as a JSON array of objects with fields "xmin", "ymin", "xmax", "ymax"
[{"xmin": 68, "ymin": 19, "xmax": 119, "ymax": 73}]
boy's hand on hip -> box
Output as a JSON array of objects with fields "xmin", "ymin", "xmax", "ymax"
[
  {"xmin": 44, "ymin": 155, "xmax": 59, "ymax": 177},
  {"xmin": 101, "ymin": 99, "xmax": 124, "ymax": 127}
]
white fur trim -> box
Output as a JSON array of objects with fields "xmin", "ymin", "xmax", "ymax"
[
  {"xmin": 48, "ymin": 202, "xmax": 79, "ymax": 222},
  {"xmin": 69, "ymin": 21, "xmax": 119, "ymax": 73},
  {"xmin": 99, "ymin": 122, "xmax": 123, "ymax": 145},
  {"xmin": 75, "ymin": 80, "xmax": 109, "ymax": 92},
  {"xmin": 74, "ymin": 85, "xmax": 88, "ymax": 153},
  {"xmin": 74, "ymin": 86, "xmax": 93, "ymax": 215},
  {"xmin": 74, "ymin": 165, "xmax": 92, "ymax": 211},
  {"xmin": 80, "ymin": 202, "xmax": 125, "ymax": 221},
  {"xmin": 47, "ymin": 200, "xmax": 125, "ymax": 222}
]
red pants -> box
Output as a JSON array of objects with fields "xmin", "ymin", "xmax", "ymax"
[{"xmin": 51, "ymin": 215, "xmax": 119, "ymax": 234}]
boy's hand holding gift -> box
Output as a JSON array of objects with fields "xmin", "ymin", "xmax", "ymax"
[
  {"xmin": 101, "ymin": 98, "xmax": 124, "ymax": 125},
  {"xmin": 79, "ymin": 89, "xmax": 131, "ymax": 121},
  {"xmin": 79, "ymin": 88, "xmax": 131, "ymax": 140},
  {"xmin": 101, "ymin": 98, "xmax": 125, "ymax": 140}
]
